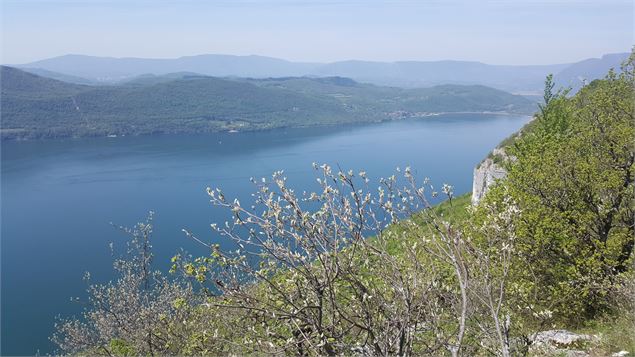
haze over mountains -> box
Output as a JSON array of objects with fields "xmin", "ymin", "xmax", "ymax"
[
  {"xmin": 2, "ymin": 51, "xmax": 629, "ymax": 140},
  {"xmin": 1, "ymin": 66, "xmax": 535, "ymax": 140},
  {"xmin": 14, "ymin": 52, "xmax": 629, "ymax": 93}
]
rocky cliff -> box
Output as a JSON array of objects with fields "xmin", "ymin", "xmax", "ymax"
[{"xmin": 471, "ymin": 148, "xmax": 508, "ymax": 205}]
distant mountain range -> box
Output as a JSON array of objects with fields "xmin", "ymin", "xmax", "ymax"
[
  {"xmin": 1, "ymin": 66, "xmax": 535, "ymax": 140},
  {"xmin": 13, "ymin": 52, "xmax": 630, "ymax": 93}
]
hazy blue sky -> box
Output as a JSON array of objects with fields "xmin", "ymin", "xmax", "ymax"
[{"xmin": 1, "ymin": 0, "xmax": 632, "ymax": 65}]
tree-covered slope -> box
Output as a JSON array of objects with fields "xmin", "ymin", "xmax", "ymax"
[
  {"xmin": 1, "ymin": 66, "xmax": 535, "ymax": 139},
  {"xmin": 243, "ymin": 77, "xmax": 536, "ymax": 113},
  {"xmin": 19, "ymin": 67, "xmax": 98, "ymax": 85},
  {"xmin": 1, "ymin": 65, "xmax": 89, "ymax": 98},
  {"xmin": 1, "ymin": 66, "xmax": 354, "ymax": 138}
]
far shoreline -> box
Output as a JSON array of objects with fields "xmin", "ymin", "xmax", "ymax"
[{"xmin": 0, "ymin": 111, "xmax": 534, "ymax": 143}]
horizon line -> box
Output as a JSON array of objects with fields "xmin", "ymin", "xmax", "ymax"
[{"xmin": 8, "ymin": 50, "xmax": 631, "ymax": 68}]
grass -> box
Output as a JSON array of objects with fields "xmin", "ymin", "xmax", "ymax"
[
  {"xmin": 429, "ymin": 193, "xmax": 472, "ymax": 223},
  {"xmin": 575, "ymin": 313, "xmax": 635, "ymax": 356},
  {"xmin": 378, "ymin": 193, "xmax": 472, "ymax": 256}
]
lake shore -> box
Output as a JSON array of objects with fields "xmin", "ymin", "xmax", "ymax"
[{"xmin": 1, "ymin": 111, "xmax": 534, "ymax": 142}]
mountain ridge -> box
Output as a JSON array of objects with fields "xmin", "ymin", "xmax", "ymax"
[{"xmin": 13, "ymin": 52, "xmax": 629, "ymax": 92}]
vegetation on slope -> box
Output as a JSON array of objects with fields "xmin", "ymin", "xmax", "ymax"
[
  {"xmin": 476, "ymin": 62, "xmax": 635, "ymax": 325},
  {"xmin": 52, "ymin": 55, "xmax": 633, "ymax": 356},
  {"xmin": 245, "ymin": 76, "xmax": 535, "ymax": 113},
  {"xmin": 1, "ymin": 66, "xmax": 535, "ymax": 140}
]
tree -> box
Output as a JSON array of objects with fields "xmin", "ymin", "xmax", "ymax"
[
  {"xmin": 52, "ymin": 213, "xmax": 197, "ymax": 356},
  {"xmin": 476, "ymin": 55, "xmax": 634, "ymax": 327}
]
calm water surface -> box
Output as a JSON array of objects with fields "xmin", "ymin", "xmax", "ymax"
[{"xmin": 1, "ymin": 114, "xmax": 530, "ymax": 355}]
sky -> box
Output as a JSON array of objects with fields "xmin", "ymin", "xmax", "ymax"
[{"xmin": 1, "ymin": 0, "xmax": 633, "ymax": 65}]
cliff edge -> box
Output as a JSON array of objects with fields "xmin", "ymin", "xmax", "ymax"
[{"xmin": 471, "ymin": 148, "xmax": 508, "ymax": 205}]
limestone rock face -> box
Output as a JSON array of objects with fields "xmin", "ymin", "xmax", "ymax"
[
  {"xmin": 612, "ymin": 351, "xmax": 630, "ymax": 357},
  {"xmin": 529, "ymin": 330, "xmax": 597, "ymax": 357},
  {"xmin": 532, "ymin": 329, "xmax": 595, "ymax": 346},
  {"xmin": 471, "ymin": 155, "xmax": 507, "ymax": 205}
]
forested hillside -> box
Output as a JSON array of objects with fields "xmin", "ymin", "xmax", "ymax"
[
  {"xmin": 52, "ymin": 55, "xmax": 634, "ymax": 356},
  {"xmin": 1, "ymin": 66, "xmax": 535, "ymax": 140}
]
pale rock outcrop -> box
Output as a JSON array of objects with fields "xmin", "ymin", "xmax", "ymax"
[
  {"xmin": 529, "ymin": 330, "xmax": 597, "ymax": 357},
  {"xmin": 612, "ymin": 351, "xmax": 630, "ymax": 357},
  {"xmin": 471, "ymin": 148, "xmax": 508, "ymax": 206}
]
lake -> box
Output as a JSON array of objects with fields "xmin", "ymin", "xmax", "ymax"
[{"xmin": 0, "ymin": 114, "xmax": 530, "ymax": 355}]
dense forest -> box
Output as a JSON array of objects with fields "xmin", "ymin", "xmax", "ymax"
[
  {"xmin": 50, "ymin": 54, "xmax": 635, "ymax": 355},
  {"xmin": 1, "ymin": 66, "xmax": 535, "ymax": 140}
]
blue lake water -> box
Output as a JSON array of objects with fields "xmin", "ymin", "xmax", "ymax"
[{"xmin": 0, "ymin": 114, "xmax": 530, "ymax": 355}]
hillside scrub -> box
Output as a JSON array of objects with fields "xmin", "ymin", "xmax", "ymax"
[
  {"xmin": 52, "ymin": 56, "xmax": 634, "ymax": 356},
  {"xmin": 473, "ymin": 55, "xmax": 634, "ymax": 329}
]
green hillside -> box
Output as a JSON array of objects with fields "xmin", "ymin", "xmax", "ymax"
[
  {"xmin": 1, "ymin": 66, "xmax": 535, "ymax": 140},
  {"xmin": 244, "ymin": 76, "xmax": 536, "ymax": 113}
]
